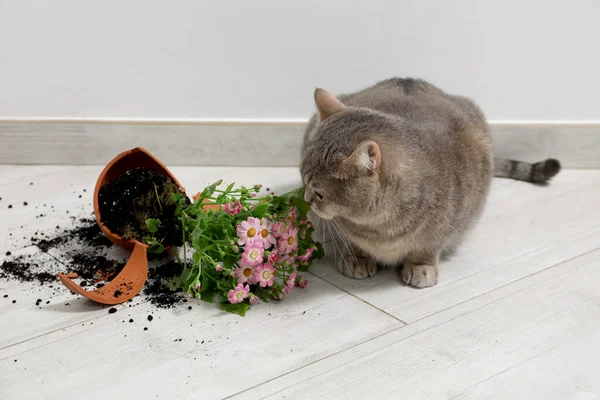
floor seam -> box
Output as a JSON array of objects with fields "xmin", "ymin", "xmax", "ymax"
[
  {"xmin": 400, "ymin": 245, "xmax": 600, "ymax": 325},
  {"xmin": 306, "ymin": 270, "xmax": 408, "ymax": 325}
]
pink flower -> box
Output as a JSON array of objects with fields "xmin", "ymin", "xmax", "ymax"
[
  {"xmin": 298, "ymin": 248, "xmax": 314, "ymax": 263},
  {"xmin": 275, "ymin": 253, "xmax": 295, "ymax": 267},
  {"xmin": 215, "ymin": 263, "xmax": 223, "ymax": 272},
  {"xmin": 254, "ymin": 264, "xmax": 276, "ymax": 288},
  {"xmin": 296, "ymin": 279, "xmax": 308, "ymax": 289},
  {"xmin": 236, "ymin": 217, "xmax": 262, "ymax": 246},
  {"xmin": 287, "ymin": 272, "xmax": 297, "ymax": 289},
  {"xmin": 224, "ymin": 200, "xmax": 242, "ymax": 215},
  {"xmin": 233, "ymin": 266, "xmax": 258, "ymax": 284},
  {"xmin": 194, "ymin": 283, "xmax": 201, "ymax": 291},
  {"xmin": 249, "ymin": 294, "xmax": 259, "ymax": 306},
  {"xmin": 278, "ymin": 226, "xmax": 299, "ymax": 254},
  {"xmin": 289, "ymin": 206, "xmax": 299, "ymax": 221},
  {"xmin": 227, "ymin": 283, "xmax": 250, "ymax": 304},
  {"xmin": 240, "ymin": 242, "xmax": 264, "ymax": 267},
  {"xmin": 300, "ymin": 229, "xmax": 307, "ymax": 240},
  {"xmin": 267, "ymin": 250, "xmax": 278, "ymax": 264},
  {"xmin": 272, "ymin": 220, "xmax": 291, "ymax": 238},
  {"xmin": 258, "ymin": 218, "xmax": 277, "ymax": 249},
  {"xmin": 283, "ymin": 285, "xmax": 292, "ymax": 295}
]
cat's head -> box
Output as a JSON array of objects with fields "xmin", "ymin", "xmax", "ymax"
[{"xmin": 300, "ymin": 88, "xmax": 395, "ymax": 223}]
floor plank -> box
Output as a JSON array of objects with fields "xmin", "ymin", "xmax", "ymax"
[
  {"xmin": 451, "ymin": 332, "xmax": 600, "ymax": 399},
  {"xmin": 0, "ymin": 165, "xmax": 75, "ymax": 186},
  {"xmin": 237, "ymin": 250, "xmax": 600, "ymax": 400}
]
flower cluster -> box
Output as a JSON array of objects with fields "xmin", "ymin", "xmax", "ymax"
[
  {"xmin": 145, "ymin": 181, "xmax": 323, "ymax": 316},
  {"xmin": 227, "ymin": 210, "xmax": 314, "ymax": 304}
]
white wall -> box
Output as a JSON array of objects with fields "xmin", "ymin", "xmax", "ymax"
[{"xmin": 0, "ymin": 0, "xmax": 598, "ymax": 121}]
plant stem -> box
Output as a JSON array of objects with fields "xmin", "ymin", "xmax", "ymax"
[
  {"xmin": 182, "ymin": 214, "xmax": 187, "ymax": 272},
  {"xmin": 153, "ymin": 183, "xmax": 163, "ymax": 213},
  {"xmin": 174, "ymin": 248, "xmax": 182, "ymax": 265}
]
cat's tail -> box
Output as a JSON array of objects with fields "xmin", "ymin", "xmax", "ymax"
[{"xmin": 493, "ymin": 157, "xmax": 561, "ymax": 183}]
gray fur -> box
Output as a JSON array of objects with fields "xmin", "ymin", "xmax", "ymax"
[{"xmin": 300, "ymin": 78, "xmax": 561, "ymax": 288}]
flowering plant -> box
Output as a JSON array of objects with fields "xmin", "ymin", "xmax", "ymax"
[{"xmin": 144, "ymin": 181, "xmax": 324, "ymax": 316}]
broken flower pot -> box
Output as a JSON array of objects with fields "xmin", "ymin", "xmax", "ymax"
[{"xmin": 57, "ymin": 147, "xmax": 187, "ymax": 305}]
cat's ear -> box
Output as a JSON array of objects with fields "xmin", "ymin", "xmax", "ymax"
[
  {"xmin": 314, "ymin": 88, "xmax": 345, "ymax": 122},
  {"xmin": 342, "ymin": 140, "xmax": 381, "ymax": 175}
]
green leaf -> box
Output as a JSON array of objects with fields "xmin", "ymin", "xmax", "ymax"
[
  {"xmin": 145, "ymin": 218, "xmax": 161, "ymax": 234},
  {"xmin": 223, "ymin": 255, "xmax": 238, "ymax": 269},
  {"xmin": 201, "ymin": 180, "xmax": 223, "ymax": 199},
  {"xmin": 297, "ymin": 264, "xmax": 309, "ymax": 272},
  {"xmin": 144, "ymin": 237, "xmax": 165, "ymax": 254},
  {"xmin": 312, "ymin": 242, "xmax": 325, "ymax": 260},
  {"xmin": 171, "ymin": 191, "xmax": 185, "ymax": 203},
  {"xmin": 166, "ymin": 276, "xmax": 180, "ymax": 290},
  {"xmin": 220, "ymin": 301, "xmax": 250, "ymax": 316},
  {"xmin": 276, "ymin": 186, "xmax": 305, "ymax": 203},
  {"xmin": 192, "ymin": 251, "xmax": 202, "ymax": 265},
  {"xmin": 172, "ymin": 192, "xmax": 186, "ymax": 217},
  {"xmin": 251, "ymin": 202, "xmax": 270, "ymax": 219},
  {"xmin": 253, "ymin": 288, "xmax": 271, "ymax": 302},
  {"xmin": 200, "ymin": 290, "xmax": 215, "ymax": 303},
  {"xmin": 271, "ymin": 186, "xmax": 311, "ymax": 215},
  {"xmin": 292, "ymin": 198, "xmax": 311, "ymax": 215}
]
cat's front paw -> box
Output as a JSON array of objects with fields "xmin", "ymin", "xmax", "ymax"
[
  {"xmin": 336, "ymin": 253, "xmax": 378, "ymax": 279},
  {"xmin": 401, "ymin": 263, "xmax": 438, "ymax": 288}
]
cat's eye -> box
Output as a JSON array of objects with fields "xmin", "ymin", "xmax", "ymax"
[{"xmin": 314, "ymin": 191, "xmax": 324, "ymax": 200}]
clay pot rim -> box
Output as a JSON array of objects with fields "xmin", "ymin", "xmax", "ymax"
[{"xmin": 92, "ymin": 147, "xmax": 187, "ymax": 251}]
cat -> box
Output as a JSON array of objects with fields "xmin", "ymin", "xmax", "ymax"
[{"xmin": 300, "ymin": 78, "xmax": 560, "ymax": 288}]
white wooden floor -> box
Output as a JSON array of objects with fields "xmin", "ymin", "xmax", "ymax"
[{"xmin": 1, "ymin": 166, "xmax": 599, "ymax": 400}]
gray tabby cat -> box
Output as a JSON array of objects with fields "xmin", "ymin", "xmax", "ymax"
[{"xmin": 300, "ymin": 78, "xmax": 560, "ymax": 288}]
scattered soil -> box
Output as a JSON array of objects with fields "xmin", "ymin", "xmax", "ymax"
[
  {"xmin": 144, "ymin": 261, "xmax": 185, "ymax": 308},
  {"xmin": 1, "ymin": 217, "xmax": 186, "ymax": 308},
  {"xmin": 0, "ymin": 255, "xmax": 57, "ymax": 284},
  {"xmin": 37, "ymin": 217, "xmax": 112, "ymax": 252},
  {"xmin": 108, "ymin": 307, "xmax": 117, "ymax": 314},
  {"xmin": 97, "ymin": 167, "xmax": 189, "ymax": 245}
]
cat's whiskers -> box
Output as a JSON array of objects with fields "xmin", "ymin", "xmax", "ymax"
[
  {"xmin": 327, "ymin": 222, "xmax": 342, "ymax": 271},
  {"xmin": 331, "ymin": 219, "xmax": 359, "ymax": 267}
]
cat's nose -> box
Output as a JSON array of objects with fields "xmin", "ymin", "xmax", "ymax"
[{"xmin": 304, "ymin": 188, "xmax": 314, "ymax": 205}]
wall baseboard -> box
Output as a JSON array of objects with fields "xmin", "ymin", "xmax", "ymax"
[{"xmin": 0, "ymin": 120, "xmax": 597, "ymax": 167}]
